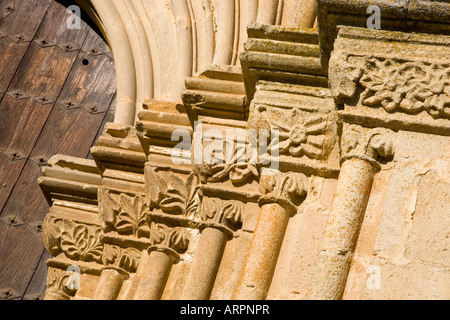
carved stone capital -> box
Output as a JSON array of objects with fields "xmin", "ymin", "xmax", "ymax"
[
  {"xmin": 43, "ymin": 216, "xmax": 104, "ymax": 265},
  {"xmin": 340, "ymin": 124, "xmax": 396, "ymax": 170},
  {"xmin": 45, "ymin": 267, "xmax": 79, "ymax": 300},
  {"xmin": 258, "ymin": 171, "xmax": 308, "ymax": 215},
  {"xmin": 102, "ymin": 243, "xmax": 141, "ymax": 273},
  {"xmin": 148, "ymin": 223, "xmax": 190, "ymax": 259},
  {"xmin": 98, "ymin": 188, "xmax": 149, "ymax": 239},
  {"xmin": 145, "ymin": 168, "xmax": 199, "ymax": 218},
  {"xmin": 198, "ymin": 196, "xmax": 244, "ymax": 233}
]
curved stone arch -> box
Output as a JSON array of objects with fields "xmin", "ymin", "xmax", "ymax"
[{"xmin": 74, "ymin": 0, "xmax": 317, "ymax": 125}]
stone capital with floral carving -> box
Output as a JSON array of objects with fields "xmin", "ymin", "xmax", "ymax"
[
  {"xmin": 258, "ymin": 171, "xmax": 308, "ymax": 215},
  {"xmin": 340, "ymin": 123, "xmax": 396, "ymax": 170}
]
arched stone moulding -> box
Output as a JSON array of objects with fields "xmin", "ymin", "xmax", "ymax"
[
  {"xmin": 39, "ymin": 0, "xmax": 450, "ymax": 300},
  {"xmin": 74, "ymin": 0, "xmax": 318, "ymax": 125}
]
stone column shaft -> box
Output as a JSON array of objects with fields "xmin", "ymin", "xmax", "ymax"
[
  {"xmin": 133, "ymin": 250, "xmax": 174, "ymax": 300},
  {"xmin": 233, "ymin": 203, "xmax": 290, "ymax": 300},
  {"xmin": 308, "ymin": 158, "xmax": 376, "ymax": 300},
  {"xmin": 92, "ymin": 267, "xmax": 128, "ymax": 300},
  {"xmin": 180, "ymin": 227, "xmax": 228, "ymax": 300}
]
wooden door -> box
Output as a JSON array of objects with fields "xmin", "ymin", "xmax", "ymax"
[{"xmin": 0, "ymin": 0, "xmax": 116, "ymax": 299}]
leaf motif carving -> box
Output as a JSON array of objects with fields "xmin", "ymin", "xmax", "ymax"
[
  {"xmin": 197, "ymin": 161, "xmax": 259, "ymax": 185},
  {"xmin": 147, "ymin": 170, "xmax": 199, "ymax": 217},
  {"xmin": 159, "ymin": 174, "xmax": 186, "ymax": 214},
  {"xmin": 99, "ymin": 189, "xmax": 149, "ymax": 237},
  {"xmin": 221, "ymin": 200, "xmax": 243, "ymax": 225},
  {"xmin": 99, "ymin": 189, "xmax": 121, "ymax": 232},
  {"xmin": 358, "ymin": 57, "xmax": 450, "ymax": 119},
  {"xmin": 46, "ymin": 268, "xmax": 76, "ymax": 296},
  {"xmin": 102, "ymin": 244, "xmax": 141, "ymax": 272},
  {"xmin": 200, "ymin": 197, "xmax": 243, "ymax": 225},
  {"xmin": 149, "ymin": 222, "xmax": 167, "ymax": 246},
  {"xmin": 167, "ymin": 227, "xmax": 190, "ymax": 253},
  {"xmin": 114, "ymin": 194, "xmax": 148, "ymax": 237},
  {"xmin": 149, "ymin": 223, "xmax": 190, "ymax": 253},
  {"xmin": 43, "ymin": 216, "xmax": 63, "ymax": 256},
  {"xmin": 185, "ymin": 173, "xmax": 200, "ymax": 218},
  {"xmin": 259, "ymin": 171, "xmax": 308, "ymax": 212},
  {"xmin": 58, "ymin": 221, "xmax": 103, "ymax": 263}
]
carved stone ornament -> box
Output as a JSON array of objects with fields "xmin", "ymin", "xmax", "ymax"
[
  {"xmin": 340, "ymin": 124, "xmax": 396, "ymax": 169},
  {"xmin": 259, "ymin": 171, "xmax": 309, "ymax": 215},
  {"xmin": 145, "ymin": 169, "xmax": 199, "ymax": 218},
  {"xmin": 248, "ymin": 102, "xmax": 336, "ymax": 161},
  {"xmin": 43, "ymin": 216, "xmax": 103, "ymax": 264},
  {"xmin": 194, "ymin": 161, "xmax": 259, "ymax": 185},
  {"xmin": 102, "ymin": 243, "xmax": 141, "ymax": 273},
  {"xmin": 330, "ymin": 55, "xmax": 450, "ymax": 120},
  {"xmin": 199, "ymin": 197, "xmax": 244, "ymax": 227},
  {"xmin": 99, "ymin": 189, "xmax": 149, "ymax": 238},
  {"xmin": 149, "ymin": 223, "xmax": 190, "ymax": 255},
  {"xmin": 46, "ymin": 267, "xmax": 79, "ymax": 299}
]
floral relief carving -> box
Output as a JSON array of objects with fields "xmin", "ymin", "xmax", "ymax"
[
  {"xmin": 195, "ymin": 137, "xmax": 260, "ymax": 184},
  {"xmin": 102, "ymin": 244, "xmax": 141, "ymax": 272},
  {"xmin": 196, "ymin": 162, "xmax": 259, "ymax": 185},
  {"xmin": 146, "ymin": 169, "xmax": 199, "ymax": 218},
  {"xmin": 149, "ymin": 223, "xmax": 190, "ymax": 253},
  {"xmin": 248, "ymin": 103, "xmax": 335, "ymax": 160},
  {"xmin": 99, "ymin": 189, "xmax": 149, "ymax": 238},
  {"xmin": 259, "ymin": 171, "xmax": 308, "ymax": 214},
  {"xmin": 360, "ymin": 58, "xmax": 450, "ymax": 119},
  {"xmin": 340, "ymin": 124, "xmax": 396, "ymax": 165},
  {"xmin": 44, "ymin": 217, "xmax": 103, "ymax": 264},
  {"xmin": 199, "ymin": 197, "xmax": 244, "ymax": 226},
  {"xmin": 331, "ymin": 55, "xmax": 450, "ymax": 119},
  {"xmin": 46, "ymin": 268, "xmax": 78, "ymax": 297}
]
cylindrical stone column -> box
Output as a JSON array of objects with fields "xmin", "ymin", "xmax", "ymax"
[
  {"xmin": 296, "ymin": 0, "xmax": 317, "ymax": 28},
  {"xmin": 92, "ymin": 267, "xmax": 128, "ymax": 300},
  {"xmin": 307, "ymin": 157, "xmax": 377, "ymax": 300},
  {"xmin": 133, "ymin": 249, "xmax": 176, "ymax": 300},
  {"xmin": 233, "ymin": 203, "xmax": 290, "ymax": 300},
  {"xmin": 180, "ymin": 227, "xmax": 228, "ymax": 300}
]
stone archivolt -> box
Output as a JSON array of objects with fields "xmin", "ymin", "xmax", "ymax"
[{"xmin": 38, "ymin": 0, "xmax": 450, "ymax": 300}]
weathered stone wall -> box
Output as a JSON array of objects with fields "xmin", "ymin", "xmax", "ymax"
[{"xmin": 346, "ymin": 131, "xmax": 450, "ymax": 299}]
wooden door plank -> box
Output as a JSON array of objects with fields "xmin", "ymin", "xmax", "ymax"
[
  {"xmin": 0, "ymin": 1, "xmax": 90, "ymax": 211},
  {"xmin": 22, "ymin": 250, "xmax": 50, "ymax": 300},
  {"xmin": 53, "ymin": 29, "xmax": 116, "ymax": 117},
  {"xmin": 87, "ymin": 92, "xmax": 117, "ymax": 160},
  {"xmin": 0, "ymin": 223, "xmax": 46, "ymax": 300},
  {"xmin": 0, "ymin": 156, "xmax": 26, "ymax": 209},
  {"xmin": 0, "ymin": 0, "xmax": 52, "ymax": 98},
  {"xmin": 0, "ymin": 96, "xmax": 55, "ymax": 158},
  {"xmin": 0, "ymin": 4, "xmax": 117, "ymax": 299},
  {"xmin": 0, "ymin": 0, "xmax": 52, "ymax": 41},
  {"xmin": 2, "ymin": 27, "xmax": 116, "ymax": 231},
  {"xmin": 1, "ymin": 158, "xmax": 47, "ymax": 223},
  {"xmin": 0, "ymin": 1, "xmax": 92, "ymax": 298},
  {"xmin": 0, "ymin": 38, "xmax": 29, "ymax": 97}
]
